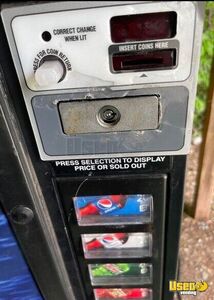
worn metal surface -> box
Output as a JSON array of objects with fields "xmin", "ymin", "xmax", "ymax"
[
  {"xmin": 32, "ymin": 86, "xmax": 188, "ymax": 156},
  {"xmin": 59, "ymin": 96, "xmax": 159, "ymax": 134}
]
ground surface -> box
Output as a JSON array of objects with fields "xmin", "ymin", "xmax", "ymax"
[{"xmin": 177, "ymin": 144, "xmax": 214, "ymax": 300}]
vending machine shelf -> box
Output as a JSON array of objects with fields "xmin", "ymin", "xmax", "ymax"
[
  {"xmin": 89, "ymin": 263, "xmax": 152, "ymax": 286},
  {"xmin": 94, "ymin": 288, "xmax": 152, "ymax": 300},
  {"xmin": 82, "ymin": 232, "xmax": 152, "ymax": 259},
  {"xmin": 73, "ymin": 194, "xmax": 153, "ymax": 226}
]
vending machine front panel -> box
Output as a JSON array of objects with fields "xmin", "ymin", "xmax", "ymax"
[
  {"xmin": 1, "ymin": 2, "xmax": 203, "ymax": 160},
  {"xmin": 56, "ymin": 174, "xmax": 166, "ymax": 300},
  {"xmin": 0, "ymin": 2, "xmax": 204, "ymax": 300}
]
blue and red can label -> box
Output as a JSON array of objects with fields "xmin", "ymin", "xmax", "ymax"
[{"xmin": 73, "ymin": 194, "xmax": 152, "ymax": 218}]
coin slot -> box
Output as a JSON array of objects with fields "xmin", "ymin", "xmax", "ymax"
[{"xmin": 112, "ymin": 49, "xmax": 176, "ymax": 72}]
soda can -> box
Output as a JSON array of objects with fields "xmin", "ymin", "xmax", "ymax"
[
  {"xmin": 81, "ymin": 232, "xmax": 152, "ymax": 258},
  {"xmin": 89, "ymin": 263, "xmax": 152, "ymax": 286},
  {"xmin": 73, "ymin": 194, "xmax": 153, "ymax": 226},
  {"xmin": 94, "ymin": 288, "xmax": 152, "ymax": 299}
]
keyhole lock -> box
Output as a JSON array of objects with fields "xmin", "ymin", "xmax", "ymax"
[{"xmin": 97, "ymin": 105, "xmax": 121, "ymax": 127}]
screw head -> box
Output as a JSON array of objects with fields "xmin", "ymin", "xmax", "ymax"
[{"xmin": 10, "ymin": 206, "xmax": 34, "ymax": 225}]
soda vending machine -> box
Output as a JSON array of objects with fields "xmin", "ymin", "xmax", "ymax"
[{"xmin": 0, "ymin": 1, "xmax": 204, "ymax": 300}]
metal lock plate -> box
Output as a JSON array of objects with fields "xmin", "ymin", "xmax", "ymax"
[{"xmin": 58, "ymin": 96, "xmax": 159, "ymax": 135}]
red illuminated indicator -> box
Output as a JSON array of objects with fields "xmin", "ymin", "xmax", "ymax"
[{"xmin": 111, "ymin": 12, "xmax": 177, "ymax": 43}]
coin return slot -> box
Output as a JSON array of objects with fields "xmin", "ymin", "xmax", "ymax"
[{"xmin": 112, "ymin": 49, "xmax": 176, "ymax": 72}]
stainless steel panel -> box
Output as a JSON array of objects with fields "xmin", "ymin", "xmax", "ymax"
[{"xmin": 59, "ymin": 96, "xmax": 159, "ymax": 135}]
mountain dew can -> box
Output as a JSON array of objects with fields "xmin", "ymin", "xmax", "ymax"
[{"xmin": 91, "ymin": 263, "xmax": 148, "ymax": 277}]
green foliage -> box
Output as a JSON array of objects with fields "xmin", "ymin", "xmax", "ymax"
[{"xmin": 194, "ymin": 1, "xmax": 214, "ymax": 137}]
